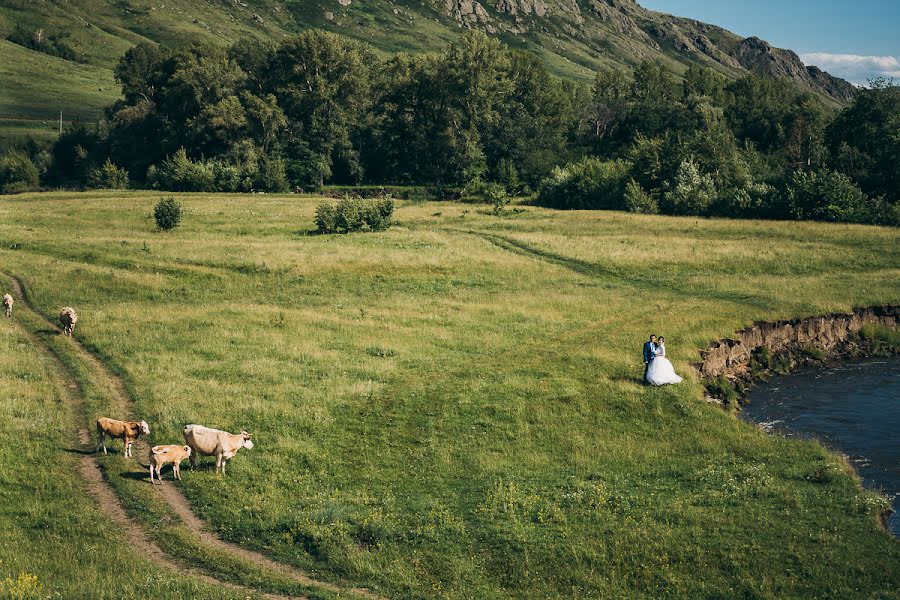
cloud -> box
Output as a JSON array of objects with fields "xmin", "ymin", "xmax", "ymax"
[{"xmin": 800, "ymin": 52, "xmax": 900, "ymax": 85}]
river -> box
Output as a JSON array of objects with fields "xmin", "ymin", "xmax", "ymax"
[{"xmin": 741, "ymin": 358, "xmax": 900, "ymax": 537}]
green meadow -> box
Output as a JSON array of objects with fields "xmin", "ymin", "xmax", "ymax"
[{"xmin": 0, "ymin": 191, "xmax": 898, "ymax": 599}]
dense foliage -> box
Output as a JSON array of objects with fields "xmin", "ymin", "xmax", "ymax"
[
  {"xmin": 315, "ymin": 197, "xmax": 395, "ymax": 234},
  {"xmin": 6, "ymin": 25, "xmax": 84, "ymax": 63},
  {"xmin": 0, "ymin": 150, "xmax": 40, "ymax": 194},
  {"xmin": 153, "ymin": 197, "xmax": 183, "ymax": 231},
  {"xmin": 11, "ymin": 29, "xmax": 900, "ymax": 225}
]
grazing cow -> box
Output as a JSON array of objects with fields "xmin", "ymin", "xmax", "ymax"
[
  {"xmin": 2, "ymin": 294, "xmax": 12, "ymax": 318},
  {"xmin": 96, "ymin": 417, "xmax": 150, "ymax": 458},
  {"xmin": 149, "ymin": 445, "xmax": 192, "ymax": 484},
  {"xmin": 183, "ymin": 424, "xmax": 254, "ymax": 475},
  {"xmin": 59, "ymin": 307, "xmax": 78, "ymax": 336}
]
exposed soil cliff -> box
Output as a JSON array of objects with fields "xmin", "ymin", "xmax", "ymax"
[{"xmin": 697, "ymin": 306, "xmax": 899, "ymax": 392}]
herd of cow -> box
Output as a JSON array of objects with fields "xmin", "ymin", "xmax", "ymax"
[
  {"xmin": 97, "ymin": 418, "xmax": 254, "ymax": 484},
  {"xmin": 2, "ymin": 294, "xmax": 254, "ymax": 484}
]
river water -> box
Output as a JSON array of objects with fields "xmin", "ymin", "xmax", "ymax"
[{"xmin": 741, "ymin": 358, "xmax": 900, "ymax": 537}]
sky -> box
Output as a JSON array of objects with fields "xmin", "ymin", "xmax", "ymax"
[{"xmin": 638, "ymin": 0, "xmax": 900, "ymax": 85}]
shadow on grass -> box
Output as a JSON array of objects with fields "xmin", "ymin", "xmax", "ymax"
[
  {"xmin": 62, "ymin": 447, "xmax": 95, "ymax": 456},
  {"xmin": 121, "ymin": 469, "xmax": 152, "ymax": 482}
]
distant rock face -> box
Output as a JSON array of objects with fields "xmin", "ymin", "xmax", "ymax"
[
  {"xmin": 429, "ymin": 0, "xmax": 853, "ymax": 103},
  {"xmin": 444, "ymin": 0, "xmax": 492, "ymax": 26},
  {"xmin": 731, "ymin": 36, "xmax": 856, "ymax": 102},
  {"xmin": 494, "ymin": 0, "xmax": 549, "ymax": 17}
]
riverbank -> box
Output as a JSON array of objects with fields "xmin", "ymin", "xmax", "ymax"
[
  {"xmin": 741, "ymin": 358, "xmax": 900, "ymax": 537},
  {"xmin": 698, "ymin": 307, "xmax": 899, "ymax": 405}
]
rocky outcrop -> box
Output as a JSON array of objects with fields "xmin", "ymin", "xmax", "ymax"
[
  {"xmin": 730, "ymin": 36, "xmax": 857, "ymax": 103},
  {"xmin": 443, "ymin": 0, "xmax": 493, "ymax": 27},
  {"xmin": 495, "ymin": 0, "xmax": 549, "ymax": 17},
  {"xmin": 805, "ymin": 65, "xmax": 857, "ymax": 103},
  {"xmin": 698, "ymin": 306, "xmax": 899, "ymax": 380}
]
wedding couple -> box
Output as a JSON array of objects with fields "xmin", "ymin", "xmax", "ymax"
[{"xmin": 642, "ymin": 334, "xmax": 683, "ymax": 386}]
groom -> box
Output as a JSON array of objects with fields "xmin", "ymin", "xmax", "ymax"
[{"xmin": 643, "ymin": 334, "xmax": 657, "ymax": 380}]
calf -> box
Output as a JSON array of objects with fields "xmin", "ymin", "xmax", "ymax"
[
  {"xmin": 2, "ymin": 294, "xmax": 12, "ymax": 318},
  {"xmin": 149, "ymin": 445, "xmax": 191, "ymax": 484},
  {"xmin": 59, "ymin": 307, "xmax": 78, "ymax": 336},
  {"xmin": 96, "ymin": 417, "xmax": 150, "ymax": 458},
  {"xmin": 183, "ymin": 424, "xmax": 254, "ymax": 475}
]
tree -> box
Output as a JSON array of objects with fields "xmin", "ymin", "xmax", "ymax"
[
  {"xmin": 267, "ymin": 30, "xmax": 377, "ymax": 187},
  {"xmin": 662, "ymin": 158, "xmax": 717, "ymax": 215},
  {"xmin": 827, "ymin": 79, "xmax": 900, "ymax": 202},
  {"xmin": 0, "ymin": 150, "xmax": 40, "ymax": 194},
  {"xmin": 584, "ymin": 69, "xmax": 629, "ymax": 152},
  {"xmin": 786, "ymin": 169, "xmax": 872, "ymax": 223}
]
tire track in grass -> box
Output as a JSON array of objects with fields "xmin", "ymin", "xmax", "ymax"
[
  {"xmin": 449, "ymin": 228, "xmax": 774, "ymax": 310},
  {"xmin": 1, "ymin": 271, "xmax": 383, "ymax": 600},
  {"xmin": 3, "ymin": 274, "xmax": 295, "ymax": 600}
]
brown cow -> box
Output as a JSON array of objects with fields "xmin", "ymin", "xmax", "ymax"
[
  {"xmin": 183, "ymin": 424, "xmax": 254, "ymax": 475},
  {"xmin": 2, "ymin": 294, "xmax": 12, "ymax": 318},
  {"xmin": 96, "ymin": 417, "xmax": 150, "ymax": 458},
  {"xmin": 59, "ymin": 307, "xmax": 78, "ymax": 336},
  {"xmin": 149, "ymin": 445, "xmax": 191, "ymax": 484}
]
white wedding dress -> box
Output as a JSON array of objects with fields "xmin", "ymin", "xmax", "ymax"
[{"xmin": 646, "ymin": 344, "xmax": 683, "ymax": 386}]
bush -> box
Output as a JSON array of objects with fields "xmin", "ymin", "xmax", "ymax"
[
  {"xmin": 662, "ymin": 159, "xmax": 717, "ymax": 215},
  {"xmin": 623, "ymin": 179, "xmax": 658, "ymax": 214},
  {"xmin": 536, "ymin": 158, "xmax": 631, "ymax": 210},
  {"xmin": 0, "ymin": 150, "xmax": 40, "ymax": 194},
  {"xmin": 87, "ymin": 159, "xmax": 129, "ymax": 189},
  {"xmin": 786, "ymin": 169, "xmax": 872, "ymax": 223},
  {"xmin": 315, "ymin": 197, "xmax": 395, "ymax": 234},
  {"xmin": 463, "ymin": 179, "xmax": 510, "ymax": 213},
  {"xmin": 148, "ymin": 149, "xmax": 289, "ymax": 193},
  {"xmin": 154, "ymin": 197, "xmax": 183, "ymax": 231},
  {"xmin": 715, "ymin": 181, "xmax": 778, "ymax": 219},
  {"xmin": 150, "ymin": 149, "xmax": 215, "ymax": 192}
]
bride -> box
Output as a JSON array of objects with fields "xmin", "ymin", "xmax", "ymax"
[{"xmin": 646, "ymin": 336, "xmax": 683, "ymax": 386}]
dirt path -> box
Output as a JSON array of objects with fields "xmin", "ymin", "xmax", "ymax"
[{"xmin": 2, "ymin": 272, "xmax": 382, "ymax": 600}]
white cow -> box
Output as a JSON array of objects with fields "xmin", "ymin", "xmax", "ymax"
[
  {"xmin": 149, "ymin": 445, "xmax": 192, "ymax": 484},
  {"xmin": 183, "ymin": 424, "xmax": 253, "ymax": 475},
  {"xmin": 2, "ymin": 294, "xmax": 12, "ymax": 318}
]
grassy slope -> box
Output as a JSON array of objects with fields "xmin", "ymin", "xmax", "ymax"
[
  {"xmin": 0, "ymin": 300, "xmax": 257, "ymax": 598},
  {"xmin": 0, "ymin": 40, "xmax": 118, "ymax": 142},
  {"xmin": 0, "ymin": 191, "xmax": 897, "ymax": 598}
]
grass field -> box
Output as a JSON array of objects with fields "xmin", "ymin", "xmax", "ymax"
[{"xmin": 0, "ymin": 191, "xmax": 898, "ymax": 599}]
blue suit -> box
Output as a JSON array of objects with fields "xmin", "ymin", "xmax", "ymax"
[{"xmin": 643, "ymin": 341, "xmax": 657, "ymax": 378}]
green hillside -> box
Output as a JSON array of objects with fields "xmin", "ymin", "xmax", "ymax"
[
  {"xmin": 0, "ymin": 0, "xmax": 854, "ymax": 141},
  {"xmin": 0, "ymin": 191, "xmax": 897, "ymax": 598}
]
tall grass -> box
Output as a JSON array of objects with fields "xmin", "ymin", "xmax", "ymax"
[
  {"xmin": 0, "ymin": 191, "xmax": 897, "ymax": 598},
  {"xmin": 0, "ymin": 314, "xmax": 248, "ymax": 598}
]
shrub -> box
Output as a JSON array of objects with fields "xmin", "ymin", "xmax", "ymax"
[
  {"xmin": 315, "ymin": 197, "xmax": 394, "ymax": 234},
  {"xmin": 786, "ymin": 169, "xmax": 871, "ymax": 223},
  {"xmin": 662, "ymin": 159, "xmax": 717, "ymax": 215},
  {"xmin": 154, "ymin": 197, "xmax": 183, "ymax": 231},
  {"xmin": 0, "ymin": 150, "xmax": 40, "ymax": 194},
  {"xmin": 150, "ymin": 149, "xmax": 215, "ymax": 192},
  {"xmin": 254, "ymin": 156, "xmax": 289, "ymax": 192},
  {"xmin": 704, "ymin": 375, "xmax": 742, "ymax": 407},
  {"xmin": 148, "ymin": 149, "xmax": 289, "ymax": 193},
  {"xmin": 536, "ymin": 158, "xmax": 631, "ymax": 210},
  {"xmin": 715, "ymin": 181, "xmax": 778, "ymax": 218},
  {"xmin": 487, "ymin": 184, "xmax": 511, "ymax": 214},
  {"xmin": 623, "ymin": 179, "xmax": 658, "ymax": 214},
  {"xmin": 87, "ymin": 159, "xmax": 129, "ymax": 189},
  {"xmin": 463, "ymin": 179, "xmax": 511, "ymax": 213}
]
